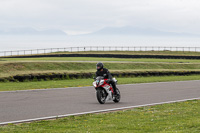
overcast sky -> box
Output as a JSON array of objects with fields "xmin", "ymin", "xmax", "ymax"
[{"xmin": 0, "ymin": 0, "xmax": 200, "ymax": 35}]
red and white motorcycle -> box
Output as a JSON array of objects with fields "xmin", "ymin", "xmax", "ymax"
[{"xmin": 93, "ymin": 76, "xmax": 120, "ymax": 104}]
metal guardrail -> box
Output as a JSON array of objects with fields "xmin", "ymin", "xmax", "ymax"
[{"xmin": 0, "ymin": 46, "xmax": 200, "ymax": 57}]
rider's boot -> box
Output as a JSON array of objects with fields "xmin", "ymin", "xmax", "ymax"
[{"xmin": 112, "ymin": 83, "xmax": 117, "ymax": 96}]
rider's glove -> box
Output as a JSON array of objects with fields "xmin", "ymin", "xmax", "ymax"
[{"xmin": 106, "ymin": 79, "xmax": 110, "ymax": 83}]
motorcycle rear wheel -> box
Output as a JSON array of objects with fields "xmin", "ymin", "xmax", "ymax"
[{"xmin": 113, "ymin": 88, "xmax": 120, "ymax": 103}]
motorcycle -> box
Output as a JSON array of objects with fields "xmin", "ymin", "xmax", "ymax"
[{"xmin": 93, "ymin": 76, "xmax": 121, "ymax": 104}]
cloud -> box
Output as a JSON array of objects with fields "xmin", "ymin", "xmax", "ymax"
[{"xmin": 0, "ymin": 0, "xmax": 200, "ymax": 34}]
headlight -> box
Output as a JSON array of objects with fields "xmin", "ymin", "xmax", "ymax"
[
  {"xmin": 99, "ymin": 80, "xmax": 104, "ymax": 86},
  {"xmin": 93, "ymin": 81, "xmax": 96, "ymax": 87}
]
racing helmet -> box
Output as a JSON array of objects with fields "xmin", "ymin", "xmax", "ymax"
[{"xmin": 96, "ymin": 62, "xmax": 104, "ymax": 71}]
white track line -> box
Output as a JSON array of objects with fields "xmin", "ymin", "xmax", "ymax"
[{"xmin": 0, "ymin": 97, "xmax": 199, "ymax": 125}]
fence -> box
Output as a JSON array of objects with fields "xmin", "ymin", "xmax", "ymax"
[{"xmin": 0, "ymin": 46, "xmax": 200, "ymax": 57}]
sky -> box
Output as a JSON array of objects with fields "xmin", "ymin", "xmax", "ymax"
[{"xmin": 0, "ymin": 0, "xmax": 200, "ymax": 35}]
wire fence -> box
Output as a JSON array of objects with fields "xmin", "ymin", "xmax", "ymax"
[{"xmin": 0, "ymin": 46, "xmax": 200, "ymax": 57}]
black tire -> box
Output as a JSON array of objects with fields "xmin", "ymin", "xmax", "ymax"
[
  {"xmin": 113, "ymin": 88, "xmax": 120, "ymax": 103},
  {"xmin": 96, "ymin": 89, "xmax": 107, "ymax": 104}
]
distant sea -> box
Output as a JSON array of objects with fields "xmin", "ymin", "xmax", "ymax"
[{"xmin": 0, "ymin": 35, "xmax": 200, "ymax": 51}]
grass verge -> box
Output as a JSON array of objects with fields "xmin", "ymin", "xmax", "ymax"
[
  {"xmin": 0, "ymin": 100, "xmax": 199, "ymax": 132},
  {"xmin": 1, "ymin": 57, "xmax": 200, "ymax": 63},
  {"xmin": 1, "ymin": 61, "xmax": 200, "ymax": 77},
  {"xmin": 0, "ymin": 75, "xmax": 200, "ymax": 91},
  {"xmin": 55, "ymin": 50, "xmax": 200, "ymax": 56}
]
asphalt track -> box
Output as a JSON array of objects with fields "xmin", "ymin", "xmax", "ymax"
[{"xmin": 0, "ymin": 80, "xmax": 200, "ymax": 125}]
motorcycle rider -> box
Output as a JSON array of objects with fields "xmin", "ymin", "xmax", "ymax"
[{"xmin": 95, "ymin": 62, "xmax": 117, "ymax": 96}]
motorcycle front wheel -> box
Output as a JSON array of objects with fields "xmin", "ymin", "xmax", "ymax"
[{"xmin": 96, "ymin": 89, "xmax": 107, "ymax": 104}]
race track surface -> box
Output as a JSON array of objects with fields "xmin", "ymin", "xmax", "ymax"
[{"xmin": 0, "ymin": 80, "xmax": 199, "ymax": 124}]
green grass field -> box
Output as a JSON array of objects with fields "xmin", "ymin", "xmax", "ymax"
[
  {"xmin": 1, "ymin": 52, "xmax": 200, "ymax": 78},
  {"xmin": 1, "ymin": 75, "xmax": 200, "ymax": 91},
  {"xmin": 1, "ymin": 99, "xmax": 199, "ymax": 133},
  {"xmin": 1, "ymin": 57, "xmax": 200, "ymax": 63},
  {"xmin": 63, "ymin": 50, "xmax": 200, "ymax": 56},
  {"xmin": 1, "ymin": 61, "xmax": 200, "ymax": 77}
]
